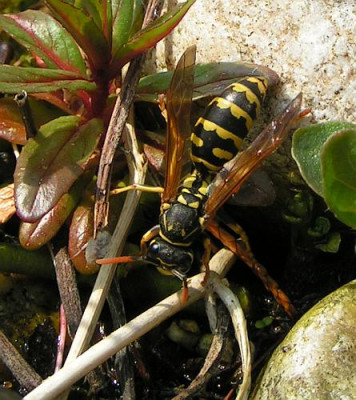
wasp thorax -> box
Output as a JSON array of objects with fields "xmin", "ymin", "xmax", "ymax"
[
  {"xmin": 159, "ymin": 202, "xmax": 202, "ymax": 245},
  {"xmin": 146, "ymin": 238, "xmax": 194, "ymax": 279}
]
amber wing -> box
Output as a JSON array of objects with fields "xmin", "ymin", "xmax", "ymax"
[
  {"xmin": 162, "ymin": 45, "xmax": 196, "ymax": 204},
  {"xmin": 203, "ymin": 93, "xmax": 303, "ymax": 226}
]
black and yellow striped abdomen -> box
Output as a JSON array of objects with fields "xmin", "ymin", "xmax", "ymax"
[
  {"xmin": 190, "ymin": 76, "xmax": 268, "ymax": 174},
  {"xmin": 159, "ymin": 76, "xmax": 269, "ymax": 247}
]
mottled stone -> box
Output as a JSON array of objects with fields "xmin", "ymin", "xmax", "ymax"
[
  {"xmin": 152, "ymin": 1, "xmax": 356, "ymax": 122},
  {"xmin": 250, "ymin": 280, "xmax": 356, "ymax": 400}
]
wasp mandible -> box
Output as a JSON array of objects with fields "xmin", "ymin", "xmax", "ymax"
[{"xmin": 98, "ymin": 46, "xmax": 302, "ymax": 316}]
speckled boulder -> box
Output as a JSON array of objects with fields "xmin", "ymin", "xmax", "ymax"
[{"xmin": 250, "ymin": 280, "xmax": 356, "ymax": 400}]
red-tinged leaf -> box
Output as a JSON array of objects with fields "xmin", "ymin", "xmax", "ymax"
[
  {"xmin": 0, "ymin": 65, "xmax": 96, "ymax": 93},
  {"xmin": 111, "ymin": 0, "xmax": 144, "ymax": 58},
  {"xmin": 19, "ymin": 174, "xmax": 89, "ymax": 250},
  {"xmin": 69, "ymin": 184, "xmax": 125, "ymax": 274},
  {"xmin": 45, "ymin": 0, "xmax": 110, "ymax": 71},
  {"xmin": 0, "ymin": 183, "xmax": 16, "ymax": 224},
  {"xmin": 0, "ymin": 11, "xmax": 87, "ymax": 76},
  {"xmin": 74, "ymin": 0, "xmax": 113, "ymax": 43},
  {"xmin": 110, "ymin": 0, "xmax": 195, "ymax": 75},
  {"xmin": 0, "ymin": 98, "xmax": 27, "ymax": 144},
  {"xmin": 68, "ymin": 196, "xmax": 98, "ymax": 274},
  {"xmin": 0, "ymin": 97, "xmax": 64, "ymax": 144},
  {"xmin": 14, "ymin": 116, "xmax": 103, "ymax": 222}
]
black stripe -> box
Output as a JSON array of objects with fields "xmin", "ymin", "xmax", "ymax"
[
  {"xmin": 201, "ymin": 103, "xmax": 249, "ymax": 139},
  {"xmin": 192, "ymin": 125, "xmax": 239, "ymax": 170}
]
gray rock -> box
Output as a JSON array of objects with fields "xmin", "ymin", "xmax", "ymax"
[{"xmin": 250, "ymin": 280, "xmax": 356, "ymax": 400}]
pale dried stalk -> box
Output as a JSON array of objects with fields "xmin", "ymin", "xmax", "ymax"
[
  {"xmin": 23, "ymin": 249, "xmax": 237, "ymax": 400},
  {"xmin": 43, "ymin": 120, "xmax": 147, "ymax": 400},
  {"xmin": 212, "ymin": 278, "xmax": 251, "ymax": 400},
  {"xmin": 63, "ymin": 121, "xmax": 146, "ymax": 366}
]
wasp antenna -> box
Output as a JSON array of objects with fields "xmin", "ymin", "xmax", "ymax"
[{"xmin": 96, "ymin": 255, "xmax": 140, "ymax": 265}]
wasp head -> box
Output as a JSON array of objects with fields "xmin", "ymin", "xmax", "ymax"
[{"xmin": 145, "ymin": 237, "xmax": 194, "ymax": 280}]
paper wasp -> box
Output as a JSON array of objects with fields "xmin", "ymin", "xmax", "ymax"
[{"xmin": 98, "ymin": 46, "xmax": 302, "ymax": 316}]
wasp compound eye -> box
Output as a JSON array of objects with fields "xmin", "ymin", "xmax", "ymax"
[{"xmin": 148, "ymin": 240, "xmax": 160, "ymax": 255}]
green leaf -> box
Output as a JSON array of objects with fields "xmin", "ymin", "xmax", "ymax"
[
  {"xmin": 0, "ymin": 65, "xmax": 96, "ymax": 93},
  {"xmin": 315, "ymin": 232, "xmax": 341, "ymax": 253},
  {"xmin": 14, "ymin": 116, "xmax": 103, "ymax": 222},
  {"xmin": 111, "ymin": 0, "xmax": 195, "ymax": 74},
  {"xmin": 111, "ymin": 0, "xmax": 145, "ymax": 57},
  {"xmin": 292, "ymin": 122, "xmax": 356, "ymax": 195},
  {"xmin": 0, "ymin": 243, "xmax": 54, "ymax": 279},
  {"xmin": 322, "ymin": 129, "xmax": 356, "ymax": 229},
  {"xmin": 0, "ymin": 11, "xmax": 87, "ymax": 76},
  {"xmin": 45, "ymin": 0, "xmax": 110, "ymax": 70},
  {"xmin": 136, "ymin": 62, "xmax": 279, "ymax": 103}
]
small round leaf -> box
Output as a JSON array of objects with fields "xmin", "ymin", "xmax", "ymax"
[
  {"xmin": 292, "ymin": 122, "xmax": 356, "ymax": 195},
  {"xmin": 322, "ymin": 129, "xmax": 356, "ymax": 228}
]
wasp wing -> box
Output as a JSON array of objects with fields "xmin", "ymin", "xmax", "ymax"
[
  {"xmin": 162, "ymin": 45, "xmax": 196, "ymax": 204},
  {"xmin": 203, "ymin": 93, "xmax": 303, "ymax": 226}
]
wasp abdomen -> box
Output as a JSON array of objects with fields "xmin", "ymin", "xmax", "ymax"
[{"xmin": 191, "ymin": 76, "xmax": 268, "ymax": 174}]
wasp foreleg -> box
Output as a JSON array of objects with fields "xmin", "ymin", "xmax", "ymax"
[{"xmin": 110, "ymin": 184, "xmax": 164, "ymax": 197}]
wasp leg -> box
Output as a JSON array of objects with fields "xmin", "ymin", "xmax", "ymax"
[
  {"xmin": 222, "ymin": 220, "xmax": 252, "ymax": 254},
  {"xmin": 140, "ymin": 225, "xmax": 160, "ymax": 253},
  {"xmin": 206, "ymin": 219, "xmax": 296, "ymax": 318},
  {"xmin": 201, "ymin": 237, "xmax": 211, "ymax": 286},
  {"xmin": 110, "ymin": 184, "xmax": 164, "ymax": 196}
]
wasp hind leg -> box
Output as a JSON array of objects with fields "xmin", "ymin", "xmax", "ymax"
[{"xmin": 206, "ymin": 219, "xmax": 296, "ymax": 318}]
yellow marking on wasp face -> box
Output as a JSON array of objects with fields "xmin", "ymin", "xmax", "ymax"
[
  {"xmin": 157, "ymin": 267, "xmax": 174, "ymax": 276},
  {"xmin": 212, "ymin": 147, "xmax": 234, "ymax": 160},
  {"xmin": 195, "ymin": 118, "xmax": 244, "ymax": 150},
  {"xmin": 191, "ymin": 132, "xmax": 204, "ymax": 147},
  {"xmin": 211, "ymin": 97, "xmax": 254, "ymax": 129},
  {"xmin": 191, "ymin": 154, "xmax": 221, "ymax": 171}
]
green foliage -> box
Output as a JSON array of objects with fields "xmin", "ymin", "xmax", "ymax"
[
  {"xmin": 0, "ymin": 0, "xmax": 281, "ymax": 275},
  {"xmin": 14, "ymin": 116, "xmax": 102, "ymax": 221},
  {"xmin": 0, "ymin": 0, "xmax": 196, "ymax": 267},
  {"xmin": 292, "ymin": 122, "xmax": 356, "ymax": 229}
]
